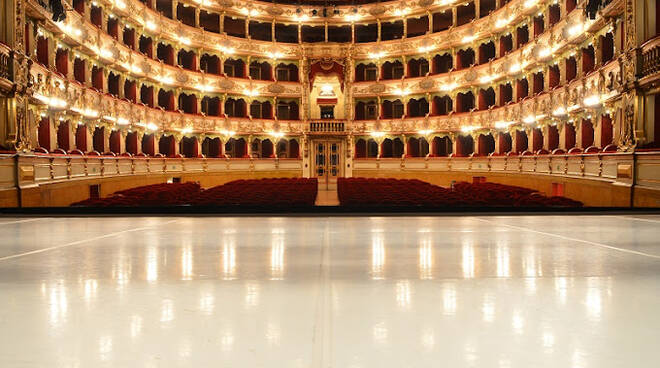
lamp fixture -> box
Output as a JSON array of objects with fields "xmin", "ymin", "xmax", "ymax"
[
  {"xmin": 495, "ymin": 121, "xmax": 515, "ymax": 129},
  {"xmin": 461, "ymin": 126, "xmax": 479, "ymax": 133},
  {"xmin": 368, "ymin": 51, "xmax": 386, "ymax": 60},
  {"xmin": 583, "ymin": 95, "xmax": 601, "ymax": 107},
  {"xmin": 145, "ymin": 20, "xmax": 157, "ymax": 31}
]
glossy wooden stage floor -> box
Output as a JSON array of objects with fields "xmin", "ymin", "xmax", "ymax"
[{"xmin": 0, "ymin": 215, "xmax": 659, "ymax": 367}]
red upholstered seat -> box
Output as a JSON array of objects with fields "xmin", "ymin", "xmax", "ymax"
[{"xmin": 337, "ymin": 178, "xmax": 582, "ymax": 208}]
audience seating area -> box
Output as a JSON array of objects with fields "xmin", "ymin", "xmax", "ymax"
[
  {"xmin": 71, "ymin": 182, "xmax": 202, "ymax": 207},
  {"xmin": 72, "ymin": 178, "xmax": 318, "ymax": 208},
  {"xmin": 71, "ymin": 177, "xmax": 581, "ymax": 210},
  {"xmin": 337, "ymin": 178, "xmax": 583, "ymax": 208},
  {"xmin": 190, "ymin": 178, "xmax": 318, "ymax": 208}
]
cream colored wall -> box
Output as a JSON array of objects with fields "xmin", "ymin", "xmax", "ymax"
[{"xmin": 309, "ymin": 74, "xmax": 345, "ymax": 120}]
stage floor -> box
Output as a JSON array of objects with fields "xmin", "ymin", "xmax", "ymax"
[{"xmin": 0, "ymin": 215, "xmax": 659, "ymax": 367}]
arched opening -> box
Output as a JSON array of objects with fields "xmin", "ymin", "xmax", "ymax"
[
  {"xmin": 225, "ymin": 98, "xmax": 247, "ymax": 117},
  {"xmin": 178, "ymin": 93, "xmax": 198, "ymax": 114},
  {"xmin": 202, "ymin": 137, "xmax": 222, "ymax": 157},
  {"xmin": 514, "ymin": 130, "xmax": 529, "ymax": 153},
  {"xmin": 56, "ymin": 121, "xmax": 72, "ymax": 151},
  {"xmin": 261, "ymin": 139, "xmax": 275, "ymax": 158},
  {"xmin": 456, "ymin": 92, "xmax": 475, "ymax": 113},
  {"xmin": 224, "ymin": 58, "xmax": 245, "ymax": 78},
  {"xmin": 355, "ymin": 63, "xmax": 378, "ymax": 81},
  {"xmin": 158, "ymin": 89, "xmax": 175, "ymax": 111},
  {"xmin": 478, "ymin": 41, "xmax": 496, "ymax": 64},
  {"xmin": 109, "ymin": 130, "xmax": 122, "ymax": 154},
  {"xmin": 200, "ymin": 54, "xmax": 221, "ymax": 75},
  {"xmin": 600, "ymin": 114, "xmax": 613, "ymax": 148},
  {"xmin": 457, "ymin": 48, "xmax": 475, "ymax": 69},
  {"xmin": 531, "ymin": 128, "xmax": 544, "ymax": 152},
  {"xmin": 381, "ymin": 60, "xmax": 404, "ymax": 80},
  {"xmin": 516, "ymin": 78, "xmax": 529, "ymax": 101},
  {"xmin": 107, "ymin": 72, "xmax": 120, "ymax": 97},
  {"xmin": 433, "ymin": 95, "xmax": 453, "ymax": 115},
  {"xmin": 158, "ymin": 135, "xmax": 177, "ymax": 157},
  {"xmin": 225, "ymin": 137, "xmax": 247, "ymax": 158},
  {"xmin": 407, "ymin": 137, "xmax": 430, "ymax": 157},
  {"xmin": 141, "ymin": 134, "xmax": 156, "ymax": 156},
  {"xmin": 275, "ymin": 63, "xmax": 299, "ymax": 82},
  {"xmin": 564, "ymin": 123, "xmax": 576, "ymax": 150},
  {"xmin": 532, "ymin": 72, "xmax": 544, "ymax": 94},
  {"xmin": 93, "ymin": 126, "xmax": 106, "ymax": 153},
  {"xmin": 580, "ymin": 120, "xmax": 595, "ymax": 148},
  {"xmin": 288, "ymin": 139, "xmax": 300, "ymax": 158},
  {"xmin": 498, "ymin": 132, "xmax": 513, "ymax": 154},
  {"xmin": 355, "ymin": 101, "xmax": 378, "ymax": 120},
  {"xmin": 276, "ymin": 101, "xmax": 299, "ymax": 120},
  {"xmin": 156, "ymin": 43, "xmax": 174, "ymax": 65},
  {"xmin": 177, "ymin": 49, "xmax": 197, "ymax": 71},
  {"xmin": 249, "ymin": 61, "xmax": 272, "ymax": 81},
  {"xmin": 407, "ymin": 98, "xmax": 429, "ymax": 117},
  {"xmin": 367, "ymin": 139, "xmax": 379, "ymax": 158},
  {"xmin": 124, "ymin": 80, "xmax": 137, "ymax": 103},
  {"xmin": 408, "ymin": 58, "xmax": 429, "ymax": 78},
  {"xmin": 432, "ymin": 136, "xmax": 453, "ymax": 156},
  {"xmin": 478, "ymin": 88, "xmax": 496, "ymax": 110},
  {"xmin": 181, "ymin": 136, "xmax": 200, "ymax": 158},
  {"xmin": 383, "ymin": 100, "xmax": 404, "ymax": 119},
  {"xmin": 455, "ymin": 135, "xmax": 474, "ymax": 157},
  {"xmin": 201, "ymin": 96, "xmax": 222, "ymax": 116},
  {"xmin": 499, "ymin": 83, "xmax": 513, "ymax": 105},
  {"xmin": 547, "ymin": 125, "xmax": 560, "ymax": 151},
  {"xmin": 477, "ymin": 134, "xmax": 495, "ymax": 156},
  {"xmin": 432, "ymin": 53, "xmax": 453, "ymax": 74},
  {"xmin": 250, "ymin": 101, "xmax": 273, "ymax": 119},
  {"xmin": 140, "ymin": 85, "xmax": 154, "ymax": 107},
  {"xmin": 355, "ymin": 139, "xmax": 367, "ymax": 158},
  {"xmin": 126, "ymin": 131, "xmax": 139, "ymax": 155}
]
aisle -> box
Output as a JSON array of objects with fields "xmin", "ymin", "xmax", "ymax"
[{"xmin": 315, "ymin": 189, "xmax": 340, "ymax": 206}]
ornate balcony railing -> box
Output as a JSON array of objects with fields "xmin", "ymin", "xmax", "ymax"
[
  {"xmin": 309, "ymin": 121, "xmax": 346, "ymax": 133},
  {"xmin": 0, "ymin": 43, "xmax": 13, "ymax": 89},
  {"xmin": 640, "ymin": 35, "xmax": 660, "ymax": 79}
]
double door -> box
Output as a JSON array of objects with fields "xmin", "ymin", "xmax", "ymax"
[{"xmin": 313, "ymin": 140, "xmax": 342, "ymax": 190}]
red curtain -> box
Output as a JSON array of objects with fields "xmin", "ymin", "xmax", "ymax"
[{"xmin": 309, "ymin": 61, "xmax": 345, "ymax": 90}]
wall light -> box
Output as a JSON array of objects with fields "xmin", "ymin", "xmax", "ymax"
[
  {"xmin": 583, "ymin": 95, "xmax": 601, "ymax": 107},
  {"xmin": 371, "ymin": 132, "xmax": 385, "ymax": 138},
  {"xmin": 368, "ymin": 51, "xmax": 386, "ymax": 60},
  {"xmin": 495, "ymin": 121, "xmax": 514, "ymax": 129},
  {"xmin": 243, "ymin": 89, "xmax": 259, "ymax": 97},
  {"xmin": 552, "ymin": 106, "xmax": 567, "ymax": 116},
  {"xmin": 145, "ymin": 20, "xmax": 157, "ymax": 31}
]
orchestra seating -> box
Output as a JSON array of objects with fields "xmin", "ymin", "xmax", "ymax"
[
  {"xmin": 337, "ymin": 178, "xmax": 582, "ymax": 208},
  {"xmin": 190, "ymin": 178, "xmax": 318, "ymax": 208},
  {"xmin": 72, "ymin": 178, "xmax": 318, "ymax": 209},
  {"xmin": 71, "ymin": 182, "xmax": 202, "ymax": 207}
]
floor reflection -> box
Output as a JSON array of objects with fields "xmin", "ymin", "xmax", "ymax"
[{"xmin": 0, "ymin": 215, "xmax": 657, "ymax": 367}]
